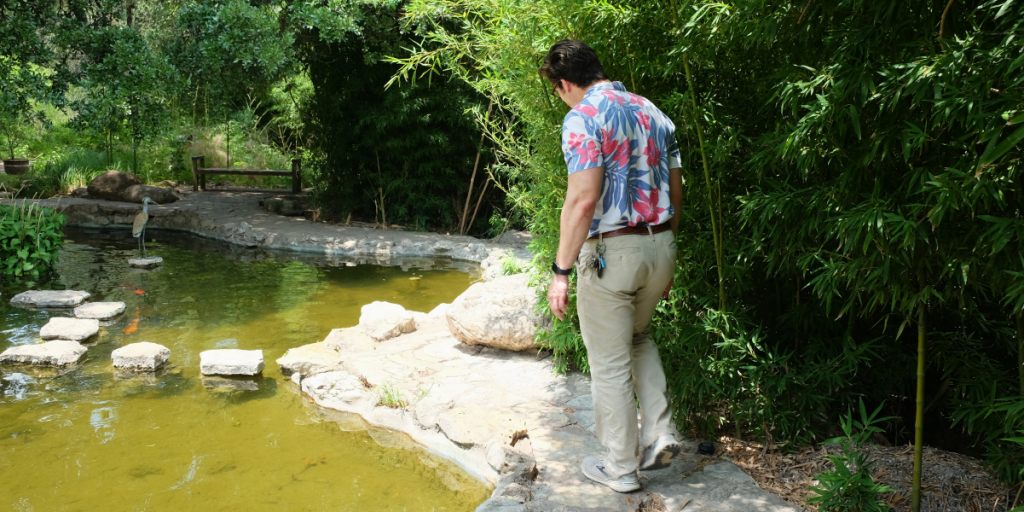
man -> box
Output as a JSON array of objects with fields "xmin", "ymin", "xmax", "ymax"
[{"xmin": 541, "ymin": 40, "xmax": 683, "ymax": 493}]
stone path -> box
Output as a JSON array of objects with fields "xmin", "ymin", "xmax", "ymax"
[
  {"xmin": 291, "ymin": 316, "xmax": 802, "ymax": 512},
  {"xmin": 2, "ymin": 189, "xmax": 531, "ymax": 272}
]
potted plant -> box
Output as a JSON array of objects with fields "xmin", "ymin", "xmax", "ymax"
[{"xmin": 1, "ymin": 121, "xmax": 30, "ymax": 175}]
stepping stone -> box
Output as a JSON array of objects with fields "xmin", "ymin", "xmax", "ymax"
[
  {"xmin": 10, "ymin": 290, "xmax": 91, "ymax": 308},
  {"xmin": 112, "ymin": 342, "xmax": 170, "ymax": 371},
  {"xmin": 129, "ymin": 257, "xmax": 163, "ymax": 268},
  {"xmin": 74, "ymin": 302, "xmax": 126, "ymax": 320},
  {"xmin": 200, "ymin": 349, "xmax": 264, "ymax": 376},
  {"xmin": 40, "ymin": 317, "xmax": 100, "ymax": 341},
  {"xmin": 0, "ymin": 340, "xmax": 87, "ymax": 366}
]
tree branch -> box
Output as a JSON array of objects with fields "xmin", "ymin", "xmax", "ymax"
[{"xmin": 939, "ymin": 0, "xmax": 955, "ymax": 39}]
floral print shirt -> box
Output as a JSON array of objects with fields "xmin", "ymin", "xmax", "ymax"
[{"xmin": 561, "ymin": 81, "xmax": 681, "ymax": 236}]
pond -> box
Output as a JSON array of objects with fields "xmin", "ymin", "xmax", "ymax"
[{"xmin": 0, "ymin": 228, "xmax": 491, "ymax": 511}]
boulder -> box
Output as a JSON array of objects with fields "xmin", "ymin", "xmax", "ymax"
[
  {"xmin": 70, "ymin": 187, "xmax": 89, "ymax": 198},
  {"xmin": 359, "ymin": 301, "xmax": 416, "ymax": 341},
  {"xmin": 0, "ymin": 340, "xmax": 86, "ymax": 366},
  {"xmin": 276, "ymin": 343, "xmax": 344, "ymax": 377},
  {"xmin": 202, "ymin": 375, "xmax": 261, "ymax": 391},
  {"xmin": 428, "ymin": 303, "xmax": 449, "ymax": 318},
  {"xmin": 260, "ymin": 196, "xmax": 304, "ymax": 216},
  {"xmin": 74, "ymin": 301, "xmax": 126, "ymax": 320},
  {"xmin": 122, "ymin": 184, "xmax": 181, "ymax": 204},
  {"xmin": 87, "ymin": 170, "xmax": 142, "ymax": 201},
  {"xmin": 446, "ymin": 273, "xmax": 550, "ymax": 351},
  {"xmin": 10, "ymin": 290, "xmax": 91, "ymax": 308},
  {"xmin": 112, "ymin": 342, "xmax": 170, "ymax": 370},
  {"xmin": 200, "ymin": 349, "xmax": 264, "ymax": 376},
  {"xmin": 39, "ymin": 317, "xmax": 100, "ymax": 341}
]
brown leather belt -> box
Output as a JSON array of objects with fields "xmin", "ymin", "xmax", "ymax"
[{"xmin": 588, "ymin": 222, "xmax": 671, "ymax": 240}]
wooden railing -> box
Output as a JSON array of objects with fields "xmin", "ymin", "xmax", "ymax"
[{"xmin": 191, "ymin": 156, "xmax": 302, "ymax": 193}]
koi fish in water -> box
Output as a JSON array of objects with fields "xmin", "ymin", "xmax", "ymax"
[
  {"xmin": 118, "ymin": 282, "xmax": 146, "ymax": 295},
  {"xmin": 123, "ymin": 308, "xmax": 140, "ymax": 335}
]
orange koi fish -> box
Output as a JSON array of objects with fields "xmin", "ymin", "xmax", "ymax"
[{"xmin": 123, "ymin": 308, "xmax": 140, "ymax": 335}]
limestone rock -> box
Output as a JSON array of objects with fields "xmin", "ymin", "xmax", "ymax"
[
  {"xmin": 122, "ymin": 184, "xmax": 181, "ymax": 204},
  {"xmin": 261, "ymin": 196, "xmax": 304, "ymax": 216},
  {"xmin": 112, "ymin": 342, "xmax": 170, "ymax": 370},
  {"xmin": 200, "ymin": 349, "xmax": 264, "ymax": 376},
  {"xmin": 39, "ymin": 317, "xmax": 100, "ymax": 341},
  {"xmin": 74, "ymin": 301, "xmax": 126, "ymax": 320},
  {"xmin": 0, "ymin": 340, "xmax": 86, "ymax": 366},
  {"xmin": 70, "ymin": 187, "xmax": 89, "ymax": 198},
  {"xmin": 10, "ymin": 290, "xmax": 91, "ymax": 308},
  {"xmin": 87, "ymin": 170, "xmax": 142, "ymax": 201},
  {"xmin": 446, "ymin": 273, "xmax": 550, "ymax": 351},
  {"xmin": 276, "ymin": 342, "xmax": 344, "ymax": 377},
  {"xmin": 359, "ymin": 301, "xmax": 416, "ymax": 341},
  {"xmin": 428, "ymin": 303, "xmax": 449, "ymax": 318},
  {"xmin": 128, "ymin": 257, "xmax": 163, "ymax": 268}
]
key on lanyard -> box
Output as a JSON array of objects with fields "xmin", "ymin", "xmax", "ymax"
[{"xmin": 596, "ymin": 243, "xmax": 606, "ymax": 278}]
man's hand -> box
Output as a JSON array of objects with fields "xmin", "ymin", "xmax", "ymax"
[{"xmin": 548, "ymin": 274, "xmax": 570, "ymax": 321}]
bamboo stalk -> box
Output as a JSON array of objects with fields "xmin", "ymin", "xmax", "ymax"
[
  {"xmin": 912, "ymin": 302, "xmax": 926, "ymax": 512},
  {"xmin": 460, "ymin": 99, "xmax": 494, "ymax": 235},
  {"xmin": 683, "ymin": 57, "xmax": 726, "ymax": 312},
  {"xmin": 466, "ymin": 167, "xmax": 491, "ymax": 236},
  {"xmin": 1017, "ymin": 312, "xmax": 1023, "ymax": 395}
]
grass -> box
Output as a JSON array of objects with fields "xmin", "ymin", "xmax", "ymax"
[{"xmin": 376, "ymin": 382, "xmax": 407, "ymax": 409}]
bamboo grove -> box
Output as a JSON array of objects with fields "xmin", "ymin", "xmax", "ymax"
[{"xmin": 391, "ymin": 0, "xmax": 1024, "ymax": 507}]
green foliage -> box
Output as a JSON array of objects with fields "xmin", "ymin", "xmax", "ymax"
[
  {"xmin": 500, "ymin": 255, "xmax": 528, "ymax": 276},
  {"xmin": 809, "ymin": 401, "xmax": 897, "ymax": 512},
  {"xmin": 303, "ymin": 3, "xmax": 490, "ymax": 228},
  {"xmin": 0, "ymin": 201, "xmax": 65, "ymax": 280},
  {"xmin": 398, "ymin": 0, "xmax": 1024, "ymax": 486}
]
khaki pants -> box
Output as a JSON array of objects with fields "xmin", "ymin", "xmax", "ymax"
[{"xmin": 576, "ymin": 228, "xmax": 676, "ymax": 478}]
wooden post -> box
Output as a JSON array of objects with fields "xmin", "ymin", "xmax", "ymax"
[
  {"xmin": 199, "ymin": 155, "xmax": 206, "ymax": 190},
  {"xmin": 292, "ymin": 159, "xmax": 301, "ymax": 194},
  {"xmin": 191, "ymin": 156, "xmax": 200, "ymax": 191}
]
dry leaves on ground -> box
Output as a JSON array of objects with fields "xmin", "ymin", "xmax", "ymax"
[{"xmin": 715, "ymin": 437, "xmax": 1018, "ymax": 512}]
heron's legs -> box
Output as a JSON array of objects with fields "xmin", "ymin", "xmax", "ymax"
[
  {"xmin": 141, "ymin": 226, "xmax": 147, "ymax": 257},
  {"xmin": 138, "ymin": 234, "xmax": 143, "ymax": 258}
]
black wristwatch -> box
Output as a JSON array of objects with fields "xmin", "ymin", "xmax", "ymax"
[{"xmin": 551, "ymin": 261, "xmax": 573, "ymax": 276}]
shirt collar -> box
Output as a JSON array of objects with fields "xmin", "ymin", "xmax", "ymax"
[{"xmin": 584, "ymin": 81, "xmax": 626, "ymax": 98}]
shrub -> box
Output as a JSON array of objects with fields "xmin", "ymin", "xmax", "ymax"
[
  {"xmin": 0, "ymin": 200, "xmax": 66, "ymax": 280},
  {"xmin": 809, "ymin": 401, "xmax": 896, "ymax": 512}
]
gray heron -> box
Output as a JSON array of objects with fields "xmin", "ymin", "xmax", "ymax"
[{"xmin": 133, "ymin": 197, "xmax": 156, "ymax": 257}]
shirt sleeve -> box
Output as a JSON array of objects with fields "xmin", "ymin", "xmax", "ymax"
[
  {"xmin": 665, "ymin": 123, "xmax": 682, "ymax": 169},
  {"xmin": 562, "ymin": 111, "xmax": 604, "ymax": 175}
]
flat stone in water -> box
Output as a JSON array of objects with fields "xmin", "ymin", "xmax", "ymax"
[
  {"xmin": 74, "ymin": 301, "xmax": 126, "ymax": 320},
  {"xmin": 10, "ymin": 290, "xmax": 91, "ymax": 308},
  {"xmin": 200, "ymin": 349, "xmax": 264, "ymax": 376},
  {"xmin": 129, "ymin": 257, "xmax": 163, "ymax": 268},
  {"xmin": 112, "ymin": 342, "xmax": 170, "ymax": 371},
  {"xmin": 0, "ymin": 340, "xmax": 87, "ymax": 366},
  {"xmin": 40, "ymin": 317, "xmax": 100, "ymax": 341}
]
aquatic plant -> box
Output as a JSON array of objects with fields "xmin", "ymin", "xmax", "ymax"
[{"xmin": 0, "ymin": 199, "xmax": 65, "ymax": 280}]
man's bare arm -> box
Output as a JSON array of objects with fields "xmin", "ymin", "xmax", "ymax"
[
  {"xmin": 556, "ymin": 167, "xmax": 603, "ymax": 269},
  {"xmin": 548, "ymin": 166, "xmax": 603, "ymax": 320},
  {"xmin": 668, "ymin": 167, "xmax": 682, "ymax": 234}
]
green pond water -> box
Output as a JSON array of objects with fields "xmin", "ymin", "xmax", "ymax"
[{"xmin": 0, "ymin": 228, "xmax": 490, "ymax": 512}]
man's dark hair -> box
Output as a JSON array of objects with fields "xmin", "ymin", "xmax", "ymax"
[{"xmin": 539, "ymin": 40, "xmax": 608, "ymax": 89}]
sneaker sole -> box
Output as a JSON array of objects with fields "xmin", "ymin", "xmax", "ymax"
[
  {"xmin": 581, "ymin": 465, "xmax": 640, "ymax": 493},
  {"xmin": 640, "ymin": 443, "xmax": 681, "ymax": 471}
]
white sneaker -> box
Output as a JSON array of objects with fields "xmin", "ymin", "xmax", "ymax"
[
  {"xmin": 581, "ymin": 456, "xmax": 641, "ymax": 493},
  {"xmin": 639, "ymin": 434, "xmax": 681, "ymax": 470}
]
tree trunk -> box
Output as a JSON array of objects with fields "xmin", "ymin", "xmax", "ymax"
[{"xmin": 911, "ymin": 302, "xmax": 926, "ymax": 512}]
